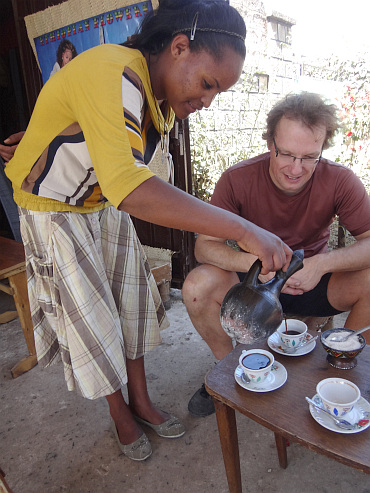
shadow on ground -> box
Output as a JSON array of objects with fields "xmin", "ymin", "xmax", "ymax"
[{"xmin": 1, "ymin": 289, "xmax": 369, "ymax": 493}]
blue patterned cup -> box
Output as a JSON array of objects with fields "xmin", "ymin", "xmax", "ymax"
[
  {"xmin": 316, "ymin": 378, "xmax": 361, "ymax": 417},
  {"xmin": 239, "ymin": 349, "xmax": 274, "ymax": 384},
  {"xmin": 277, "ymin": 319, "xmax": 307, "ymax": 349}
]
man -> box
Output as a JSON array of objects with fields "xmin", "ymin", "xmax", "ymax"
[{"xmin": 183, "ymin": 92, "xmax": 370, "ymax": 417}]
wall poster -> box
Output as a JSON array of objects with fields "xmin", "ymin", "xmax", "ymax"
[{"xmin": 25, "ymin": 0, "xmax": 157, "ymax": 84}]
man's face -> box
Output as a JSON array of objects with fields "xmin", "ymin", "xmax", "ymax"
[{"xmin": 267, "ymin": 116, "xmax": 325, "ymax": 195}]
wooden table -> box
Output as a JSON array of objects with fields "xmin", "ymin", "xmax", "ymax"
[
  {"xmin": 0, "ymin": 236, "xmax": 37, "ymax": 377},
  {"xmin": 205, "ymin": 337, "xmax": 370, "ymax": 493}
]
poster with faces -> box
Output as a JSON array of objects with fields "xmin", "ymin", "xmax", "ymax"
[{"xmin": 25, "ymin": 0, "xmax": 156, "ymax": 84}]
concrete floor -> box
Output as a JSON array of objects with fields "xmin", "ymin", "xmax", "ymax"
[{"xmin": 1, "ymin": 289, "xmax": 370, "ymax": 493}]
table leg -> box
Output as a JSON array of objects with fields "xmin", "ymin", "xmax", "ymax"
[
  {"xmin": 213, "ymin": 399, "xmax": 242, "ymax": 493},
  {"xmin": 274, "ymin": 433, "xmax": 288, "ymax": 469},
  {"xmin": 8, "ymin": 271, "xmax": 37, "ymax": 378}
]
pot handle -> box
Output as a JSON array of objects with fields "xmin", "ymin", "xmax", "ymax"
[
  {"xmin": 243, "ymin": 249, "xmax": 304, "ymax": 286},
  {"xmin": 275, "ymin": 249, "xmax": 304, "ymax": 280},
  {"xmin": 242, "ymin": 257, "xmax": 262, "ymax": 287}
]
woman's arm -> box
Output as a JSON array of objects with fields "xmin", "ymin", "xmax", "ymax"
[{"xmin": 119, "ymin": 175, "xmax": 292, "ymax": 275}]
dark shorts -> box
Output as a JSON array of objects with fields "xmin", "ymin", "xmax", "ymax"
[{"xmin": 236, "ymin": 272, "xmax": 343, "ymax": 317}]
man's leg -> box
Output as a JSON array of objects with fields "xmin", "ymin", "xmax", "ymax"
[
  {"xmin": 327, "ymin": 268, "xmax": 370, "ymax": 343},
  {"xmin": 182, "ymin": 264, "xmax": 239, "ymax": 416},
  {"xmin": 182, "ymin": 264, "xmax": 240, "ymax": 360}
]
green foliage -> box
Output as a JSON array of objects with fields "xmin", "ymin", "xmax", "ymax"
[
  {"xmin": 189, "ymin": 54, "xmax": 370, "ymax": 200},
  {"xmin": 337, "ymin": 81, "xmax": 370, "ymax": 187},
  {"xmin": 301, "ymin": 55, "xmax": 370, "ymax": 192}
]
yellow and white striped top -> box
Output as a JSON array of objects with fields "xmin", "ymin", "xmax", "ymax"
[{"xmin": 6, "ymin": 44, "xmax": 175, "ymax": 213}]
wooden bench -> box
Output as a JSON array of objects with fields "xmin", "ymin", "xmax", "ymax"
[
  {"xmin": 285, "ymin": 314, "xmax": 334, "ymax": 333},
  {"xmin": 0, "ymin": 236, "xmax": 37, "ymax": 378},
  {"xmin": 0, "ymin": 467, "xmax": 14, "ymax": 493},
  {"xmin": 151, "ymin": 262, "xmax": 172, "ymax": 310}
]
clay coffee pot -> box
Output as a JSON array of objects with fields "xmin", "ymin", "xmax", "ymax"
[{"xmin": 220, "ymin": 249, "xmax": 304, "ymax": 344}]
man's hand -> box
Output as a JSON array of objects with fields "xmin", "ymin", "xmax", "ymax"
[
  {"xmin": 280, "ymin": 257, "xmax": 322, "ymax": 295},
  {"xmin": 0, "ymin": 131, "xmax": 25, "ymax": 162}
]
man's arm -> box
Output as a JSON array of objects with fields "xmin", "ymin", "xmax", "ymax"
[
  {"xmin": 194, "ymin": 233, "xmax": 258, "ymax": 273},
  {"xmin": 283, "ymin": 230, "xmax": 370, "ymax": 295},
  {"xmin": 119, "ymin": 175, "xmax": 292, "ymax": 275},
  {"xmin": 319, "ymin": 230, "xmax": 370, "ymax": 272}
]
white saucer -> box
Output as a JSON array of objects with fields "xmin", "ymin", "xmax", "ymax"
[
  {"xmin": 234, "ymin": 362, "xmax": 287, "ymax": 393},
  {"xmin": 267, "ymin": 331, "xmax": 316, "ymax": 356},
  {"xmin": 308, "ymin": 394, "xmax": 370, "ymax": 434}
]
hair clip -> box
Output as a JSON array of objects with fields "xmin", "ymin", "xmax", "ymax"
[{"xmin": 190, "ymin": 12, "xmax": 199, "ymax": 41}]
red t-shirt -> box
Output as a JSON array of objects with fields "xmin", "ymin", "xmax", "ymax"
[{"xmin": 211, "ymin": 153, "xmax": 370, "ymax": 258}]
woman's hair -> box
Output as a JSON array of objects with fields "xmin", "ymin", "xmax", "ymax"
[
  {"xmin": 262, "ymin": 92, "xmax": 341, "ymax": 149},
  {"xmin": 123, "ymin": 0, "xmax": 246, "ymax": 60},
  {"xmin": 56, "ymin": 40, "xmax": 78, "ymax": 67}
]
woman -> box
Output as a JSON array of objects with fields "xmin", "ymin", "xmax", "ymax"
[
  {"xmin": 49, "ymin": 39, "xmax": 78, "ymax": 78},
  {"xmin": 5, "ymin": 0, "xmax": 291, "ymax": 461}
]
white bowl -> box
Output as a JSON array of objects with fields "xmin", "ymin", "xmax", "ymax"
[{"xmin": 316, "ymin": 378, "xmax": 361, "ymax": 417}]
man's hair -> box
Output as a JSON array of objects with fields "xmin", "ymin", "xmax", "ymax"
[
  {"xmin": 123, "ymin": 0, "xmax": 246, "ymax": 61},
  {"xmin": 262, "ymin": 92, "xmax": 341, "ymax": 149}
]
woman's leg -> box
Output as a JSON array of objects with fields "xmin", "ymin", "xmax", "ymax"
[
  {"xmin": 106, "ymin": 387, "xmax": 153, "ymax": 461},
  {"xmin": 106, "ymin": 355, "xmax": 170, "ymax": 445},
  {"xmin": 126, "ymin": 356, "xmax": 170, "ymax": 424},
  {"xmin": 105, "ymin": 390, "xmax": 143, "ymax": 445}
]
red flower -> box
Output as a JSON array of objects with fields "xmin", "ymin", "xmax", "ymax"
[
  {"xmin": 358, "ymin": 419, "xmax": 369, "ymax": 427},
  {"xmin": 345, "ymin": 131, "xmax": 353, "ymax": 137}
]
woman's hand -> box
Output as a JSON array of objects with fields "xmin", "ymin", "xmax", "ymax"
[
  {"xmin": 237, "ymin": 223, "xmax": 292, "ymax": 275},
  {"xmin": 0, "ymin": 131, "xmax": 25, "ymax": 162}
]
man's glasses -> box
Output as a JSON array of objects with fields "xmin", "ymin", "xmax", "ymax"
[{"xmin": 273, "ymin": 138, "xmax": 322, "ymax": 166}]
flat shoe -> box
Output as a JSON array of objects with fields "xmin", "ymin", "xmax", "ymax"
[
  {"xmin": 134, "ymin": 414, "xmax": 185, "ymax": 438},
  {"xmin": 111, "ymin": 419, "xmax": 152, "ymax": 461}
]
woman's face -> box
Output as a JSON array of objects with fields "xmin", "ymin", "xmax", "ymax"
[
  {"xmin": 161, "ymin": 38, "xmax": 244, "ymax": 120},
  {"xmin": 62, "ymin": 49, "xmax": 73, "ymax": 67}
]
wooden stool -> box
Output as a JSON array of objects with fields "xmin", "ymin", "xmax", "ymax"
[
  {"xmin": 0, "ymin": 467, "xmax": 14, "ymax": 493},
  {"xmin": 151, "ymin": 262, "xmax": 172, "ymax": 310},
  {"xmin": 0, "ymin": 236, "xmax": 37, "ymax": 378},
  {"xmin": 285, "ymin": 313, "xmax": 334, "ymax": 333}
]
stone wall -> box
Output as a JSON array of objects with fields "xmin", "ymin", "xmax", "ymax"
[{"xmin": 188, "ymin": 0, "xmax": 301, "ymax": 189}]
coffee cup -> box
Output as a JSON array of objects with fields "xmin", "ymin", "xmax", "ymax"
[
  {"xmin": 277, "ymin": 319, "xmax": 307, "ymax": 349},
  {"xmin": 316, "ymin": 378, "xmax": 361, "ymax": 417},
  {"xmin": 238, "ymin": 349, "xmax": 274, "ymax": 384}
]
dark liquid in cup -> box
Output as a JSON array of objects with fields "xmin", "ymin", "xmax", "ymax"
[
  {"xmin": 242, "ymin": 353, "xmax": 271, "ymax": 370},
  {"xmin": 285, "ymin": 330, "xmax": 301, "ymax": 335}
]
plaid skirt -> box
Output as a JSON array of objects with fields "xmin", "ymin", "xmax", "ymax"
[{"xmin": 18, "ymin": 206, "xmax": 168, "ymax": 399}]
